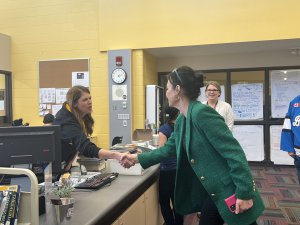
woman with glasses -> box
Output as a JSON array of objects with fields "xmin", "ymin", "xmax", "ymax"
[
  {"xmin": 121, "ymin": 66, "xmax": 264, "ymax": 225},
  {"xmin": 202, "ymin": 81, "xmax": 234, "ymax": 131}
]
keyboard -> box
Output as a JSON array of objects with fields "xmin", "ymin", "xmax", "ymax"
[{"xmin": 74, "ymin": 172, "xmax": 119, "ymax": 190}]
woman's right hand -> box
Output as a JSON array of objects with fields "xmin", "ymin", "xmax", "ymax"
[
  {"xmin": 119, "ymin": 153, "xmax": 138, "ymax": 168},
  {"xmin": 235, "ymin": 198, "xmax": 254, "ymax": 214}
]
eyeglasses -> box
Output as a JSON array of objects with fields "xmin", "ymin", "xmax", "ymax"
[
  {"xmin": 206, "ymin": 89, "xmax": 219, "ymax": 93},
  {"xmin": 172, "ymin": 68, "xmax": 183, "ymax": 85}
]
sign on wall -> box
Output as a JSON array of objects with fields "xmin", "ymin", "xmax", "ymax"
[
  {"xmin": 233, "ymin": 125, "xmax": 264, "ymax": 161},
  {"xmin": 231, "ymin": 83, "xmax": 263, "ymax": 120},
  {"xmin": 271, "ymin": 70, "xmax": 300, "ymax": 118}
]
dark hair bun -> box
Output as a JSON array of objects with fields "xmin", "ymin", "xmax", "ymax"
[
  {"xmin": 43, "ymin": 113, "xmax": 55, "ymax": 124},
  {"xmin": 165, "ymin": 107, "xmax": 179, "ymax": 121}
]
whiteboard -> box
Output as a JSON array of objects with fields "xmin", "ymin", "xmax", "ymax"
[
  {"xmin": 271, "ymin": 70, "xmax": 300, "ymax": 118},
  {"xmin": 231, "ymin": 83, "xmax": 263, "ymax": 120},
  {"xmin": 197, "ymin": 85, "xmax": 225, "ymax": 102},
  {"xmin": 270, "ymin": 125, "xmax": 294, "ymax": 165},
  {"xmin": 232, "ymin": 125, "xmax": 264, "ymax": 161}
]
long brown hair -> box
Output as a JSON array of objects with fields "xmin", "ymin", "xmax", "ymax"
[{"xmin": 66, "ymin": 86, "xmax": 94, "ymax": 136}]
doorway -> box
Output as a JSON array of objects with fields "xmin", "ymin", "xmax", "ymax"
[{"xmin": 0, "ymin": 71, "xmax": 12, "ymax": 126}]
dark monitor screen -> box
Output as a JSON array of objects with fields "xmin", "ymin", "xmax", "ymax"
[{"xmin": 0, "ymin": 126, "xmax": 62, "ymax": 174}]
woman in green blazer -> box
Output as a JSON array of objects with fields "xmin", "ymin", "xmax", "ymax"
[{"xmin": 122, "ymin": 66, "xmax": 264, "ymax": 225}]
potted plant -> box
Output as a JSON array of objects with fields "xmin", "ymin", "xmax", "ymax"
[
  {"xmin": 52, "ymin": 184, "xmax": 75, "ymax": 205},
  {"xmin": 51, "ymin": 182, "xmax": 75, "ymax": 224}
]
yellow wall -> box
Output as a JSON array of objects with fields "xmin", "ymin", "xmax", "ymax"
[
  {"xmin": 1, "ymin": 0, "xmax": 297, "ymax": 148},
  {"xmin": 0, "ymin": 0, "xmax": 112, "ymax": 147},
  {"xmin": 0, "ymin": 75, "xmax": 5, "ymax": 89},
  {"xmin": 0, "ymin": 1, "xmax": 158, "ymax": 148},
  {"xmin": 132, "ymin": 50, "xmax": 157, "ymax": 131},
  {"xmin": 0, "ymin": 33, "xmax": 11, "ymax": 71},
  {"xmin": 99, "ymin": 0, "xmax": 300, "ymax": 50}
]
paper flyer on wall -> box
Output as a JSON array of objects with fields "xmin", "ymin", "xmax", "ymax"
[
  {"xmin": 271, "ymin": 69, "xmax": 300, "ymax": 118},
  {"xmin": 72, "ymin": 71, "xmax": 89, "ymax": 87},
  {"xmin": 52, "ymin": 104, "xmax": 62, "ymax": 116},
  {"xmin": 0, "ymin": 101, "xmax": 4, "ymax": 110},
  {"xmin": 232, "ymin": 125, "xmax": 264, "ymax": 161},
  {"xmin": 39, "ymin": 88, "xmax": 56, "ymax": 103},
  {"xmin": 55, "ymin": 88, "xmax": 69, "ymax": 104},
  {"xmin": 231, "ymin": 83, "xmax": 263, "ymax": 120}
]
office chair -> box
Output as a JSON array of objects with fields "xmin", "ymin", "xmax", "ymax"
[{"xmin": 112, "ymin": 136, "xmax": 123, "ymax": 146}]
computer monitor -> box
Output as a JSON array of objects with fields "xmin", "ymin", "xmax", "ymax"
[{"xmin": 0, "ymin": 125, "xmax": 62, "ymax": 175}]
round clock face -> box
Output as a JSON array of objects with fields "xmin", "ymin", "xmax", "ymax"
[{"xmin": 111, "ymin": 68, "xmax": 127, "ymax": 84}]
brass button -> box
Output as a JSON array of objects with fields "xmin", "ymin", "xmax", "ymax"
[
  {"xmin": 190, "ymin": 159, "xmax": 195, "ymax": 164},
  {"xmin": 200, "ymin": 176, "xmax": 205, "ymax": 181}
]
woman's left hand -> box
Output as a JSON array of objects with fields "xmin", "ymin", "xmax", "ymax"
[{"xmin": 235, "ymin": 198, "xmax": 254, "ymax": 214}]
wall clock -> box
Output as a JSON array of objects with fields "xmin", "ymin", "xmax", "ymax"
[{"xmin": 111, "ymin": 68, "xmax": 127, "ymax": 84}]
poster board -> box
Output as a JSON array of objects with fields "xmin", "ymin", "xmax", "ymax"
[
  {"xmin": 231, "ymin": 83, "xmax": 263, "ymax": 121},
  {"xmin": 39, "ymin": 59, "xmax": 89, "ymax": 116},
  {"xmin": 270, "ymin": 70, "xmax": 300, "ymax": 118},
  {"xmin": 232, "ymin": 125, "xmax": 264, "ymax": 161},
  {"xmin": 270, "ymin": 125, "xmax": 294, "ymax": 165}
]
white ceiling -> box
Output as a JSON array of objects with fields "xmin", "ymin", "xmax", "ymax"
[{"xmin": 145, "ymin": 39, "xmax": 300, "ymax": 58}]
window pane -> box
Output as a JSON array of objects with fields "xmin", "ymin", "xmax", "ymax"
[{"xmin": 270, "ymin": 69, "xmax": 300, "ymax": 118}]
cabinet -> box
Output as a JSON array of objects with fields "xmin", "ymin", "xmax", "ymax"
[
  {"xmin": 118, "ymin": 194, "xmax": 145, "ymax": 225},
  {"xmin": 112, "ymin": 181, "xmax": 163, "ymax": 225},
  {"xmin": 145, "ymin": 181, "xmax": 161, "ymax": 225}
]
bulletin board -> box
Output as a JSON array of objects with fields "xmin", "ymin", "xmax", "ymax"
[{"xmin": 39, "ymin": 59, "xmax": 89, "ymax": 116}]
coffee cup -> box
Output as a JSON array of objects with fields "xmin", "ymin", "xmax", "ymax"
[{"xmin": 152, "ymin": 134, "xmax": 159, "ymax": 146}]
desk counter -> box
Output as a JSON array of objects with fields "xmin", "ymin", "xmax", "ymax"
[{"xmin": 41, "ymin": 165, "xmax": 160, "ymax": 225}]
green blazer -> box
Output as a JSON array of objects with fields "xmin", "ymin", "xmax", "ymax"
[{"xmin": 138, "ymin": 101, "xmax": 264, "ymax": 225}]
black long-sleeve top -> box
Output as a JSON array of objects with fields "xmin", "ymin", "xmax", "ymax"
[{"xmin": 53, "ymin": 105, "xmax": 100, "ymax": 164}]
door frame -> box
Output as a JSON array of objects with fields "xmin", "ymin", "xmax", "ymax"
[{"xmin": 0, "ymin": 70, "xmax": 12, "ymax": 125}]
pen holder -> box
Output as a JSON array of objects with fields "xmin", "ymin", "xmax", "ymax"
[{"xmin": 51, "ymin": 198, "xmax": 75, "ymax": 225}]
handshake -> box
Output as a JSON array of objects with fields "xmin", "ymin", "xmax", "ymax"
[{"xmin": 115, "ymin": 152, "xmax": 138, "ymax": 168}]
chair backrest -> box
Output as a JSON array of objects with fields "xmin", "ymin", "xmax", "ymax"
[{"xmin": 112, "ymin": 136, "xmax": 123, "ymax": 146}]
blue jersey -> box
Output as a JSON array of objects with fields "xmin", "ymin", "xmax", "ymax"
[{"xmin": 280, "ymin": 95, "xmax": 300, "ymax": 158}]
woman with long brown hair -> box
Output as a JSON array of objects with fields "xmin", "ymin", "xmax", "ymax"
[{"xmin": 54, "ymin": 85, "xmax": 126, "ymax": 171}]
